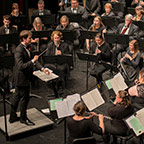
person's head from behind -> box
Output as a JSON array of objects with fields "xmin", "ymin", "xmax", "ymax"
[
  {"xmin": 104, "ymin": 3, "xmax": 112, "ymax": 14},
  {"xmin": 71, "ymin": 0, "xmax": 79, "ymax": 9},
  {"xmin": 51, "ymin": 30, "xmax": 63, "ymax": 45},
  {"xmin": 38, "ymin": 0, "xmax": 44, "ymax": 11},
  {"xmin": 60, "ymin": 15, "xmax": 69, "ymax": 28},
  {"xmin": 3, "ymin": 15, "xmax": 11, "ymax": 28},
  {"xmin": 19, "ymin": 30, "xmax": 32, "ymax": 46},
  {"xmin": 12, "ymin": 3, "xmax": 19, "ymax": 16},
  {"xmin": 135, "ymin": 5, "xmax": 143, "ymax": 16},
  {"xmin": 139, "ymin": 69, "xmax": 144, "ymax": 84},
  {"xmin": 125, "ymin": 14, "xmax": 133, "ymax": 26},
  {"xmin": 73, "ymin": 101, "xmax": 86, "ymax": 116},
  {"xmin": 95, "ymin": 33, "xmax": 104, "ymax": 45},
  {"xmin": 33, "ymin": 17, "xmax": 43, "ymax": 30},
  {"xmin": 116, "ymin": 90, "xmax": 131, "ymax": 108}
]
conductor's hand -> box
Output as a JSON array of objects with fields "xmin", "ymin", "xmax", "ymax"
[
  {"xmin": 43, "ymin": 68, "xmax": 50, "ymax": 75},
  {"xmin": 98, "ymin": 114, "xmax": 104, "ymax": 121},
  {"xmin": 33, "ymin": 55, "xmax": 39, "ymax": 62}
]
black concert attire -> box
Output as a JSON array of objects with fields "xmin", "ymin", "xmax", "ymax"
[
  {"xmin": 9, "ymin": 43, "xmax": 43, "ymax": 123},
  {"xmin": 31, "ymin": 26, "xmax": 49, "ymax": 52},
  {"xmin": 105, "ymin": 104, "xmax": 134, "ymax": 136},
  {"xmin": 0, "ymin": 25, "xmax": 17, "ymax": 55},
  {"xmin": 66, "ymin": 116, "xmax": 103, "ymax": 144},
  {"xmin": 32, "ymin": 9, "xmax": 51, "ymax": 16},
  {"xmin": 120, "ymin": 50, "xmax": 141, "ymax": 81},
  {"xmin": 44, "ymin": 41, "xmax": 71, "ymax": 80},
  {"xmin": 90, "ymin": 41, "xmax": 112, "ymax": 84},
  {"xmin": 131, "ymin": 0, "xmax": 144, "ymax": 7},
  {"xmin": 101, "ymin": 11, "xmax": 115, "ymax": 17}
]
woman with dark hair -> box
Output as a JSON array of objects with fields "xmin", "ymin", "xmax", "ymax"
[
  {"xmin": 90, "ymin": 33, "xmax": 112, "ymax": 85},
  {"xmin": 120, "ymin": 39, "xmax": 141, "ymax": 81},
  {"xmin": 66, "ymin": 101, "xmax": 104, "ymax": 144},
  {"xmin": 105, "ymin": 90, "xmax": 134, "ymax": 143}
]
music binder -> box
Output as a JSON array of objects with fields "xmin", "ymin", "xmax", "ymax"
[
  {"xmin": 55, "ymin": 93, "xmax": 81, "ymax": 118},
  {"xmin": 124, "ymin": 108, "xmax": 144, "ymax": 136},
  {"xmin": 81, "ymin": 88, "xmax": 105, "ymax": 111},
  {"xmin": 105, "ymin": 72, "xmax": 128, "ymax": 94},
  {"xmin": 33, "ymin": 69, "xmax": 59, "ymax": 82}
]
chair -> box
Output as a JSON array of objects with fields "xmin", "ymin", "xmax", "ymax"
[{"xmin": 72, "ymin": 136, "xmax": 96, "ymax": 144}]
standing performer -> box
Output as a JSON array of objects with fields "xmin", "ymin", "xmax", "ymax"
[{"xmin": 9, "ymin": 30, "xmax": 49, "ymax": 125}]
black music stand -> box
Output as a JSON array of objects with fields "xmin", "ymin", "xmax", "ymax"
[
  {"xmin": 32, "ymin": 30, "xmax": 52, "ymax": 39},
  {"xmin": 133, "ymin": 21, "xmax": 144, "ymax": 31},
  {"xmin": 0, "ymin": 33, "xmax": 19, "ymax": 44},
  {"xmin": 138, "ymin": 38, "xmax": 144, "ymax": 52},
  {"xmin": 58, "ymin": 11, "xmax": 82, "ymax": 23},
  {"xmin": 104, "ymin": 33, "xmax": 130, "ymax": 79},
  {"xmin": 77, "ymin": 52, "xmax": 98, "ymax": 90},
  {"xmin": 31, "ymin": 14, "xmax": 56, "ymax": 26},
  {"xmin": 127, "ymin": 7, "xmax": 135, "ymax": 15},
  {"xmin": 79, "ymin": 30, "xmax": 98, "ymax": 40}
]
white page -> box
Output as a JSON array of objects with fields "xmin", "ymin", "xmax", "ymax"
[
  {"xmin": 136, "ymin": 108, "xmax": 144, "ymax": 128},
  {"xmin": 55, "ymin": 101, "xmax": 70, "ymax": 118},
  {"xmin": 110, "ymin": 73, "xmax": 128, "ymax": 94},
  {"xmin": 33, "ymin": 70, "xmax": 58, "ymax": 82},
  {"xmin": 90, "ymin": 88, "xmax": 105, "ymax": 108}
]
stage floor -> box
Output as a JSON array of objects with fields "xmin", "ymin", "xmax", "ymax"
[{"xmin": 0, "ymin": 108, "xmax": 54, "ymax": 138}]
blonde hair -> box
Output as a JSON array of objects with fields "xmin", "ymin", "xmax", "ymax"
[
  {"xmin": 11, "ymin": 3, "xmax": 20, "ymax": 16},
  {"xmin": 33, "ymin": 17, "xmax": 43, "ymax": 29},
  {"xmin": 60, "ymin": 15, "xmax": 69, "ymax": 24},
  {"xmin": 104, "ymin": 3, "xmax": 112, "ymax": 10},
  {"xmin": 92, "ymin": 16, "xmax": 105, "ymax": 31},
  {"xmin": 51, "ymin": 31, "xmax": 63, "ymax": 41},
  {"xmin": 129, "ymin": 40, "xmax": 139, "ymax": 59}
]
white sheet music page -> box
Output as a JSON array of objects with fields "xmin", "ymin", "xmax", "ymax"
[
  {"xmin": 33, "ymin": 70, "xmax": 58, "ymax": 82},
  {"xmin": 136, "ymin": 108, "xmax": 144, "ymax": 128},
  {"xmin": 110, "ymin": 72, "xmax": 128, "ymax": 94},
  {"xmin": 81, "ymin": 88, "xmax": 105, "ymax": 111}
]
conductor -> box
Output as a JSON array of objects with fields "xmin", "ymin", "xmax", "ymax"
[{"xmin": 9, "ymin": 30, "xmax": 50, "ymax": 125}]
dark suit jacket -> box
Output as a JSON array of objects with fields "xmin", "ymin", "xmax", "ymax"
[
  {"xmin": 65, "ymin": 5, "xmax": 88, "ymax": 20},
  {"xmin": 0, "ymin": 25, "xmax": 17, "ymax": 35},
  {"xmin": 116, "ymin": 22, "xmax": 139, "ymax": 40},
  {"xmin": 14, "ymin": 43, "xmax": 43, "ymax": 87},
  {"xmin": 85, "ymin": 0, "xmax": 101, "ymax": 15},
  {"xmin": 32, "ymin": 9, "xmax": 51, "ymax": 16},
  {"xmin": 45, "ymin": 41, "xmax": 72, "ymax": 56}
]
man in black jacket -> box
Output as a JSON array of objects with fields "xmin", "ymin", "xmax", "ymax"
[{"xmin": 9, "ymin": 30, "xmax": 49, "ymax": 125}]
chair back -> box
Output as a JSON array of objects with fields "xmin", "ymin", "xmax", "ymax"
[{"xmin": 72, "ymin": 136, "xmax": 96, "ymax": 144}]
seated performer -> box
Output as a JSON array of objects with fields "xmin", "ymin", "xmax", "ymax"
[
  {"xmin": 31, "ymin": 17, "xmax": 49, "ymax": 52},
  {"xmin": 44, "ymin": 30, "xmax": 72, "ymax": 86},
  {"xmin": 133, "ymin": 5, "xmax": 144, "ymax": 21},
  {"xmin": 128, "ymin": 69, "xmax": 144, "ymax": 107},
  {"xmin": 66, "ymin": 101, "xmax": 104, "ymax": 144},
  {"xmin": 0, "ymin": 15, "xmax": 17, "ymax": 55},
  {"xmin": 90, "ymin": 33, "xmax": 112, "ymax": 85},
  {"xmin": 86, "ymin": 16, "xmax": 106, "ymax": 51},
  {"xmin": 104, "ymin": 90, "xmax": 134, "ymax": 143},
  {"xmin": 101, "ymin": 3, "xmax": 115, "ymax": 17},
  {"xmin": 120, "ymin": 40, "xmax": 141, "ymax": 82}
]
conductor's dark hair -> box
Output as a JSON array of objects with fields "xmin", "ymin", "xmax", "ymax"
[
  {"xmin": 19, "ymin": 30, "xmax": 32, "ymax": 42},
  {"xmin": 73, "ymin": 101, "xmax": 86, "ymax": 116}
]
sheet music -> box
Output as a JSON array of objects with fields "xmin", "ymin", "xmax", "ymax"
[
  {"xmin": 136, "ymin": 108, "xmax": 144, "ymax": 128},
  {"xmin": 33, "ymin": 70, "xmax": 58, "ymax": 82},
  {"xmin": 81, "ymin": 88, "xmax": 105, "ymax": 111},
  {"xmin": 55, "ymin": 93, "xmax": 81, "ymax": 118},
  {"xmin": 110, "ymin": 73, "xmax": 128, "ymax": 94}
]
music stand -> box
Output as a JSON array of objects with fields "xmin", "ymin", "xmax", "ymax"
[
  {"xmin": 0, "ymin": 33, "xmax": 19, "ymax": 44},
  {"xmin": 58, "ymin": 11, "xmax": 82, "ymax": 23},
  {"xmin": 127, "ymin": 7, "xmax": 135, "ymax": 15},
  {"xmin": 138, "ymin": 38, "xmax": 144, "ymax": 52},
  {"xmin": 104, "ymin": 33, "xmax": 130, "ymax": 79},
  {"xmin": 133, "ymin": 21, "xmax": 144, "ymax": 31},
  {"xmin": 31, "ymin": 14, "xmax": 56, "ymax": 25},
  {"xmin": 79, "ymin": 30, "xmax": 98, "ymax": 40},
  {"xmin": 11, "ymin": 15, "xmax": 29, "ymax": 26},
  {"xmin": 77, "ymin": 52, "xmax": 98, "ymax": 90},
  {"xmin": 32, "ymin": 30, "xmax": 52, "ymax": 39}
]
